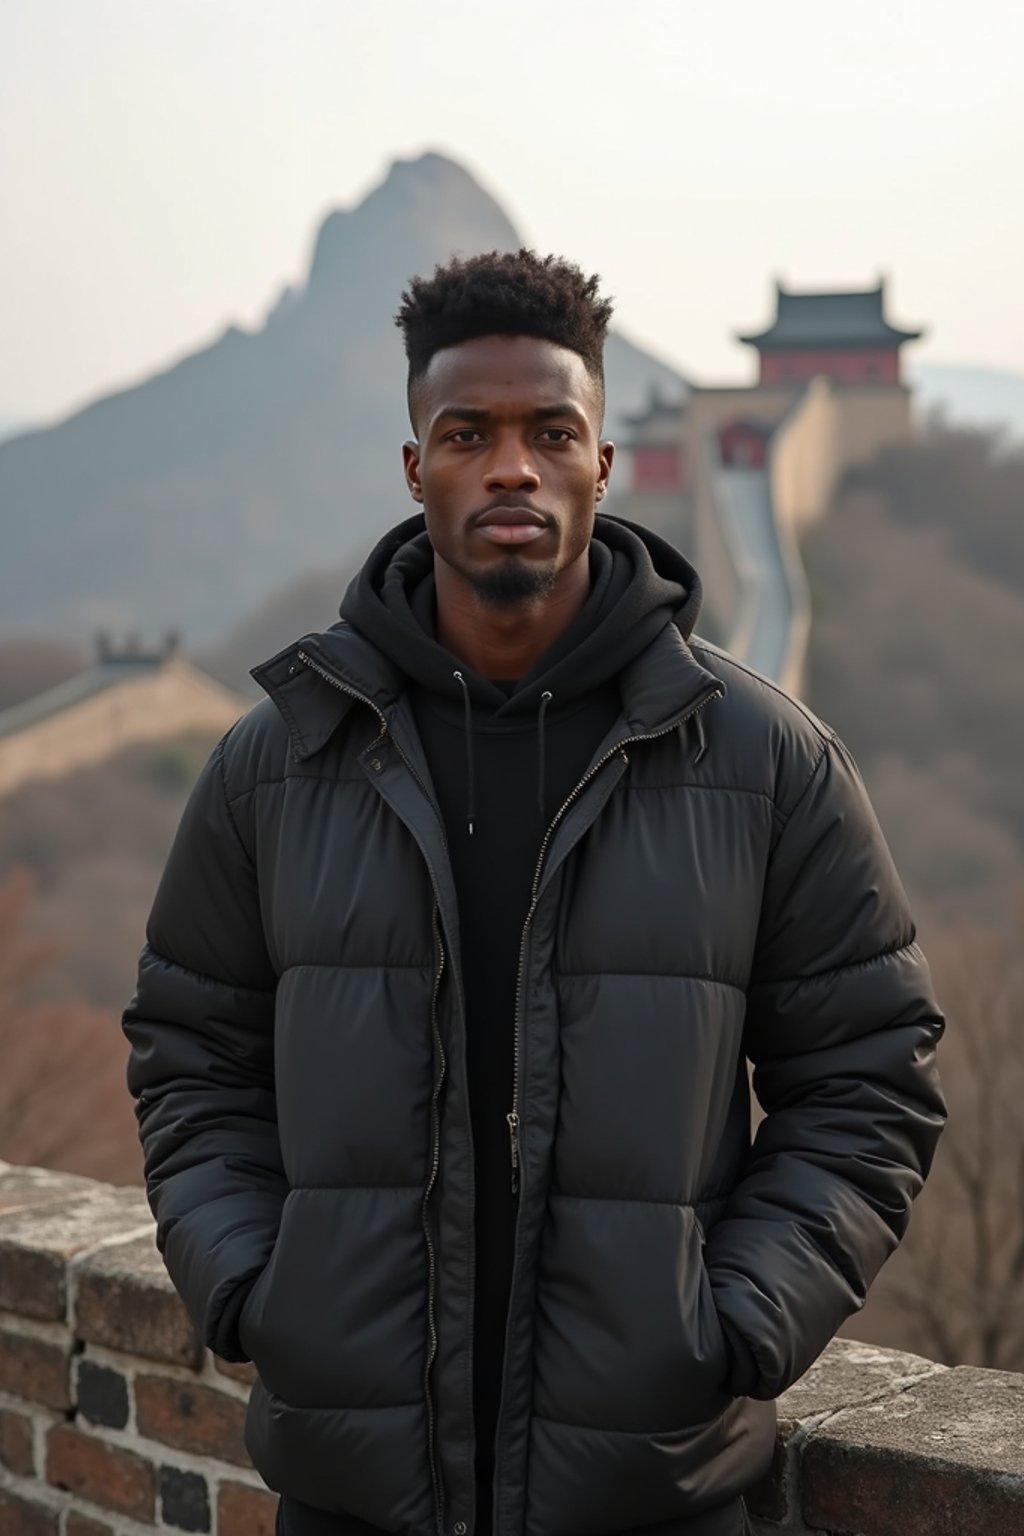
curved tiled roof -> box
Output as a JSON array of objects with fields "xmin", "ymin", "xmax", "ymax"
[{"xmin": 739, "ymin": 282, "xmax": 923, "ymax": 350}]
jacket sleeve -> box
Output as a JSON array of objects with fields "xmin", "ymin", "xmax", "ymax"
[
  {"xmin": 705, "ymin": 731, "xmax": 947, "ymax": 1400},
  {"xmin": 122, "ymin": 727, "xmax": 286, "ymax": 1363}
]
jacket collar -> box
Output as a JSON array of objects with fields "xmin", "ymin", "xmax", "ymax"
[
  {"xmin": 249, "ymin": 623, "xmax": 399, "ymax": 762},
  {"xmin": 616, "ymin": 621, "xmax": 723, "ymax": 738},
  {"xmin": 251, "ymin": 615, "xmax": 724, "ymax": 765}
]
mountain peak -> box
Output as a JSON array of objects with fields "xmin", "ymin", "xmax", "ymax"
[
  {"xmin": 386, "ymin": 147, "xmax": 487, "ymax": 187},
  {"xmin": 306, "ymin": 150, "xmax": 521, "ymax": 301}
]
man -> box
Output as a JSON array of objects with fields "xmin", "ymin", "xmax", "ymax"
[{"xmin": 123, "ymin": 249, "xmax": 946, "ymax": 1536}]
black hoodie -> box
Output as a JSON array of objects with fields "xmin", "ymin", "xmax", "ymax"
[{"xmin": 280, "ymin": 513, "xmax": 704, "ymax": 1536}]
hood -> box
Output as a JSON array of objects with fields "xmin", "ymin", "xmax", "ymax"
[{"xmin": 337, "ymin": 511, "xmax": 703, "ymax": 716}]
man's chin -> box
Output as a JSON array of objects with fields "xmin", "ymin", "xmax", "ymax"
[{"xmin": 469, "ymin": 558, "xmax": 558, "ymax": 608}]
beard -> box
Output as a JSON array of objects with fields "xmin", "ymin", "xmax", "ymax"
[{"xmin": 469, "ymin": 557, "xmax": 558, "ymax": 608}]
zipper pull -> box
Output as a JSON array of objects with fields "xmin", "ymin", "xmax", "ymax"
[{"xmin": 506, "ymin": 1111, "xmax": 520, "ymax": 1195}]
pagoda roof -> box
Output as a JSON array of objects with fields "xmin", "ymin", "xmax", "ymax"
[{"xmin": 738, "ymin": 281, "xmax": 923, "ymax": 350}]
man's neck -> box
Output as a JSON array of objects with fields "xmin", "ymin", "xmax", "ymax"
[{"xmin": 435, "ymin": 553, "xmax": 590, "ymax": 681}]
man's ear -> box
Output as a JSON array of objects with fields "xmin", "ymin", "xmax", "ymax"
[
  {"xmin": 402, "ymin": 440, "xmax": 423, "ymax": 501},
  {"xmin": 597, "ymin": 439, "xmax": 616, "ymax": 500}
]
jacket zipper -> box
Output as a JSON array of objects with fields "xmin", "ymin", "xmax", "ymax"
[
  {"xmin": 492, "ymin": 680, "xmax": 724, "ymax": 1536},
  {"xmin": 492, "ymin": 679, "xmax": 723, "ymax": 1535},
  {"xmin": 505, "ymin": 680, "xmax": 724, "ymax": 1195},
  {"xmin": 296, "ymin": 648, "xmax": 449, "ymax": 1533}
]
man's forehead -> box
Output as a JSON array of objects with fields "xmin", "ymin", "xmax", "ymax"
[{"xmin": 417, "ymin": 334, "xmax": 598, "ymax": 421}]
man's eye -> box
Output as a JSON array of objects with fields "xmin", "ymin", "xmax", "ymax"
[
  {"xmin": 450, "ymin": 430, "xmax": 482, "ymax": 443},
  {"xmin": 541, "ymin": 428, "xmax": 574, "ymax": 442}
]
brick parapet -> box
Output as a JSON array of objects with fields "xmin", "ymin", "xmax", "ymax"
[
  {"xmin": 0, "ymin": 1161, "xmax": 272, "ymax": 1534},
  {"xmin": 1, "ymin": 1160, "xmax": 1021, "ymax": 1534}
]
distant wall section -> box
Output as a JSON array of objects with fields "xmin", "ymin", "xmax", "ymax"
[
  {"xmin": 0, "ymin": 660, "xmax": 247, "ymax": 798},
  {"xmin": 771, "ymin": 378, "xmax": 915, "ymax": 539}
]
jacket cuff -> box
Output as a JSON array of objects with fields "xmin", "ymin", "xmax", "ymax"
[
  {"xmin": 719, "ymin": 1316, "xmax": 760, "ymax": 1398},
  {"xmin": 207, "ymin": 1270, "xmax": 260, "ymax": 1364}
]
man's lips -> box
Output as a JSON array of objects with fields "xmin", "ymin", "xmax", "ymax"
[{"xmin": 473, "ymin": 506, "xmax": 550, "ymax": 545}]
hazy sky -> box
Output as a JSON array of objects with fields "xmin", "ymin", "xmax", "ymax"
[{"xmin": 3, "ymin": 0, "xmax": 1022, "ymax": 423}]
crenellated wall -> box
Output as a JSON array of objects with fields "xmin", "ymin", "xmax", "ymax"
[{"xmin": 1, "ymin": 1159, "xmax": 1022, "ymax": 1535}]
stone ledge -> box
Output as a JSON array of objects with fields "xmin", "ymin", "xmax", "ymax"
[
  {"xmin": 801, "ymin": 1366, "xmax": 1024, "ymax": 1536},
  {"xmin": 0, "ymin": 1162, "xmax": 198, "ymax": 1372},
  {"xmin": 748, "ymin": 1338, "xmax": 947, "ymax": 1523},
  {"xmin": 75, "ymin": 1233, "xmax": 202, "ymax": 1369},
  {"xmin": 0, "ymin": 1164, "xmax": 152, "ymax": 1325},
  {"xmin": 750, "ymin": 1341, "xmax": 1024, "ymax": 1535}
]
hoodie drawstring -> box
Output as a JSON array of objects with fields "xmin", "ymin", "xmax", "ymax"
[
  {"xmin": 452, "ymin": 673, "xmax": 556, "ymax": 836},
  {"xmin": 453, "ymin": 671, "xmax": 476, "ymax": 835},
  {"xmin": 537, "ymin": 691, "xmax": 553, "ymax": 821}
]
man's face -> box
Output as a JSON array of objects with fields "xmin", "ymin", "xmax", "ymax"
[{"xmin": 402, "ymin": 334, "xmax": 615, "ymax": 606}]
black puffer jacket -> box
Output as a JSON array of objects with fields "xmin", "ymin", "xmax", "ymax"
[{"xmin": 123, "ymin": 529, "xmax": 946, "ymax": 1536}]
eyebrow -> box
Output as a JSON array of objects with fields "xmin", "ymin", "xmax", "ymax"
[{"xmin": 434, "ymin": 401, "xmax": 588, "ymax": 425}]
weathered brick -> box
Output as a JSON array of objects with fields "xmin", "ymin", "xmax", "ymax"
[
  {"xmin": 0, "ymin": 1404, "xmax": 36, "ymax": 1474},
  {"xmin": 75, "ymin": 1231, "xmax": 201, "ymax": 1368},
  {"xmin": 802, "ymin": 1365, "xmax": 1024, "ymax": 1535},
  {"xmin": 0, "ymin": 1162, "xmax": 95, "ymax": 1216},
  {"xmin": 0, "ymin": 1186, "xmax": 151, "ymax": 1319},
  {"xmin": 781, "ymin": 1337, "xmax": 943, "ymax": 1424},
  {"xmin": 218, "ymin": 1481, "xmax": 278, "ymax": 1536},
  {"xmin": 746, "ymin": 1336, "xmax": 945, "ymax": 1525},
  {"xmin": 135, "ymin": 1374, "xmax": 249, "ymax": 1465},
  {"xmin": 46, "ymin": 1423, "xmax": 155, "ymax": 1521},
  {"xmin": 159, "ymin": 1464, "xmax": 211, "ymax": 1532},
  {"xmin": 214, "ymin": 1353, "xmax": 257, "ymax": 1385},
  {"xmin": 0, "ymin": 1486, "xmax": 59, "ymax": 1536},
  {"xmin": 76, "ymin": 1358, "xmax": 130, "ymax": 1430},
  {"xmin": 64, "ymin": 1516, "xmax": 116, "ymax": 1536},
  {"xmin": 0, "ymin": 1325, "xmax": 71, "ymax": 1409}
]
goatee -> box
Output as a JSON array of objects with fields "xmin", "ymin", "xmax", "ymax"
[{"xmin": 470, "ymin": 559, "xmax": 558, "ymax": 608}]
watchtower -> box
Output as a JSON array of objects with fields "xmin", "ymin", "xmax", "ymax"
[{"xmin": 738, "ymin": 281, "xmax": 922, "ymax": 387}]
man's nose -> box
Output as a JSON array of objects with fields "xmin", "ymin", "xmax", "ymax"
[{"xmin": 482, "ymin": 439, "xmax": 541, "ymax": 491}]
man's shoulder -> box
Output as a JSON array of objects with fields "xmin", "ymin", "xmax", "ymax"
[
  {"xmin": 217, "ymin": 695, "xmax": 295, "ymax": 802},
  {"xmin": 687, "ymin": 633, "xmax": 838, "ymax": 817}
]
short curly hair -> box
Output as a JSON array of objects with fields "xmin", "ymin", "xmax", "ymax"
[{"xmin": 395, "ymin": 248, "xmax": 614, "ymax": 426}]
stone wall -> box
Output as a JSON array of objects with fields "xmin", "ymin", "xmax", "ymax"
[
  {"xmin": 0, "ymin": 659, "xmax": 246, "ymax": 799},
  {"xmin": 1, "ymin": 1159, "xmax": 1022, "ymax": 1535},
  {"xmin": 0, "ymin": 1162, "xmax": 274, "ymax": 1536}
]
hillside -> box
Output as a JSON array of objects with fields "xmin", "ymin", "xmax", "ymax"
[
  {"xmin": 0, "ymin": 730, "xmax": 222, "ymax": 1014},
  {"xmin": 910, "ymin": 361, "xmax": 1024, "ymax": 442},
  {"xmin": 0, "ymin": 725, "xmax": 229, "ymax": 1183},
  {"xmin": 0, "ymin": 151, "xmax": 685, "ymax": 650},
  {"xmin": 802, "ymin": 422, "xmax": 1024, "ymax": 925}
]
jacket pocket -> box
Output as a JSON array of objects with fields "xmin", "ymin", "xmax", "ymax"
[
  {"xmin": 245, "ymin": 1378, "xmax": 437, "ymax": 1533},
  {"xmin": 234, "ymin": 1184, "xmax": 427, "ymax": 1411},
  {"xmin": 533, "ymin": 1195, "xmax": 734, "ymax": 1434},
  {"xmin": 694, "ymin": 1218, "xmax": 732, "ymax": 1401}
]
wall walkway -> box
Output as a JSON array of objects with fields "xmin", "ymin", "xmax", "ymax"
[{"xmin": 704, "ymin": 444, "xmax": 811, "ymax": 697}]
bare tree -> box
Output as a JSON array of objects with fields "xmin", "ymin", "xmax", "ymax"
[
  {"xmin": 885, "ymin": 902, "xmax": 1024, "ymax": 1368},
  {"xmin": 0, "ymin": 865, "xmax": 141, "ymax": 1183}
]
